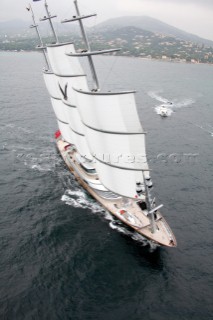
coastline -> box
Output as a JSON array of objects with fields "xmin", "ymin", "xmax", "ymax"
[{"xmin": 1, "ymin": 49, "xmax": 213, "ymax": 66}]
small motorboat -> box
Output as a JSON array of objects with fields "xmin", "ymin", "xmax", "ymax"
[
  {"xmin": 158, "ymin": 105, "xmax": 169, "ymax": 117},
  {"xmin": 157, "ymin": 101, "xmax": 174, "ymax": 117}
]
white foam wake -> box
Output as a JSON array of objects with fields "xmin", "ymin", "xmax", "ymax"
[
  {"xmin": 109, "ymin": 220, "xmax": 158, "ymax": 250},
  {"xmin": 155, "ymin": 106, "xmax": 173, "ymax": 117},
  {"xmin": 173, "ymin": 98, "xmax": 195, "ymax": 109},
  {"xmin": 148, "ymin": 91, "xmax": 196, "ymax": 117},
  {"xmin": 30, "ymin": 164, "xmax": 53, "ymax": 172},
  {"xmin": 24, "ymin": 151, "xmax": 62, "ymax": 172},
  {"xmin": 61, "ymin": 189, "xmax": 104, "ymax": 213},
  {"xmin": 61, "ymin": 189, "xmax": 158, "ymax": 250},
  {"xmin": 148, "ymin": 91, "xmax": 169, "ymax": 103}
]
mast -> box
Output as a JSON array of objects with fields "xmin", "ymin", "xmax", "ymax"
[
  {"xmin": 142, "ymin": 170, "xmax": 163, "ymax": 234},
  {"xmin": 73, "ymin": 0, "xmax": 99, "ymax": 90},
  {"xmin": 27, "ymin": 4, "xmax": 50, "ymax": 70},
  {"xmin": 40, "ymin": 0, "xmax": 59, "ymax": 43},
  {"xmin": 142, "ymin": 170, "xmax": 155, "ymax": 232},
  {"xmin": 61, "ymin": 0, "xmax": 120, "ymax": 91}
]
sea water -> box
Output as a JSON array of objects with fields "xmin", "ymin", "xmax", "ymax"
[{"xmin": 0, "ymin": 52, "xmax": 212, "ymax": 320}]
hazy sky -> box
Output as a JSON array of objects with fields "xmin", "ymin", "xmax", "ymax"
[{"xmin": 1, "ymin": 0, "xmax": 213, "ymax": 40}]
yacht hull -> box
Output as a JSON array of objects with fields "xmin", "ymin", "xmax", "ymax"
[{"xmin": 57, "ymin": 138, "xmax": 177, "ymax": 248}]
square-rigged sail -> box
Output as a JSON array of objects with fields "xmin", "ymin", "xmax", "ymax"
[
  {"xmin": 74, "ymin": 89, "xmax": 150, "ymax": 198},
  {"xmin": 44, "ymin": 42, "xmax": 93, "ymax": 161}
]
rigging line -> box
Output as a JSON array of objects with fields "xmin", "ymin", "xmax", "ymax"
[
  {"xmin": 91, "ymin": 55, "xmax": 120, "ymax": 92},
  {"xmin": 100, "ymin": 55, "xmax": 120, "ymax": 92}
]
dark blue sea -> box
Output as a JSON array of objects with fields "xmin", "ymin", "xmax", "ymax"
[{"xmin": 0, "ymin": 52, "xmax": 212, "ymax": 320}]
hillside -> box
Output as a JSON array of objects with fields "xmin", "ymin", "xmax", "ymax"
[
  {"xmin": 95, "ymin": 16, "xmax": 213, "ymax": 47},
  {"xmin": 87, "ymin": 26, "xmax": 213, "ymax": 63},
  {"xmin": 1, "ymin": 18, "xmax": 213, "ymax": 63}
]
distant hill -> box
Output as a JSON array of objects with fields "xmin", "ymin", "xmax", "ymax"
[
  {"xmin": 1, "ymin": 17, "xmax": 213, "ymax": 63},
  {"xmin": 1, "ymin": 16, "xmax": 213, "ymax": 48},
  {"xmin": 95, "ymin": 16, "xmax": 213, "ymax": 47}
]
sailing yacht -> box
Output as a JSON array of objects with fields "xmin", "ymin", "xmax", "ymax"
[{"xmin": 28, "ymin": 0, "xmax": 177, "ymax": 247}]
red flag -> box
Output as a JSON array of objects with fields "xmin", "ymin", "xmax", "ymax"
[{"xmin": 54, "ymin": 130, "xmax": 61, "ymax": 139}]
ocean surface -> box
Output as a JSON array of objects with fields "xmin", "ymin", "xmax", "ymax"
[{"xmin": 0, "ymin": 52, "xmax": 212, "ymax": 320}]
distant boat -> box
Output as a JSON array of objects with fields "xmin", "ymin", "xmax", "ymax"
[
  {"xmin": 27, "ymin": 0, "xmax": 177, "ymax": 248},
  {"xmin": 158, "ymin": 102, "xmax": 173, "ymax": 117},
  {"xmin": 158, "ymin": 105, "xmax": 169, "ymax": 117}
]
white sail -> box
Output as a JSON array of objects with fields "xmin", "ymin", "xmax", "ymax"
[
  {"xmin": 45, "ymin": 43, "xmax": 93, "ymax": 159},
  {"xmin": 51, "ymin": 98, "xmax": 67, "ymax": 123},
  {"xmin": 73, "ymin": 90, "xmax": 148, "ymax": 168},
  {"xmin": 46, "ymin": 42, "xmax": 84, "ymax": 76},
  {"xmin": 85, "ymin": 128, "xmax": 148, "ymax": 170},
  {"xmin": 57, "ymin": 75, "xmax": 89, "ymax": 106},
  {"xmin": 51, "ymin": 99, "xmax": 92, "ymax": 159},
  {"xmin": 43, "ymin": 16, "xmax": 150, "ymax": 198},
  {"xmin": 72, "ymin": 131, "xmax": 93, "ymax": 161},
  {"xmin": 43, "ymin": 71, "xmax": 61, "ymax": 99},
  {"xmin": 57, "ymin": 119, "xmax": 92, "ymax": 160},
  {"xmin": 95, "ymin": 160, "xmax": 145, "ymax": 199},
  {"xmin": 57, "ymin": 120, "xmax": 75, "ymax": 145},
  {"xmin": 73, "ymin": 89, "xmax": 150, "ymax": 197},
  {"xmin": 43, "ymin": 72, "xmax": 88, "ymax": 135},
  {"xmin": 63, "ymin": 101, "xmax": 85, "ymax": 135},
  {"xmin": 51, "ymin": 99, "xmax": 92, "ymax": 158},
  {"xmin": 74, "ymin": 90, "xmax": 143, "ymax": 133}
]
